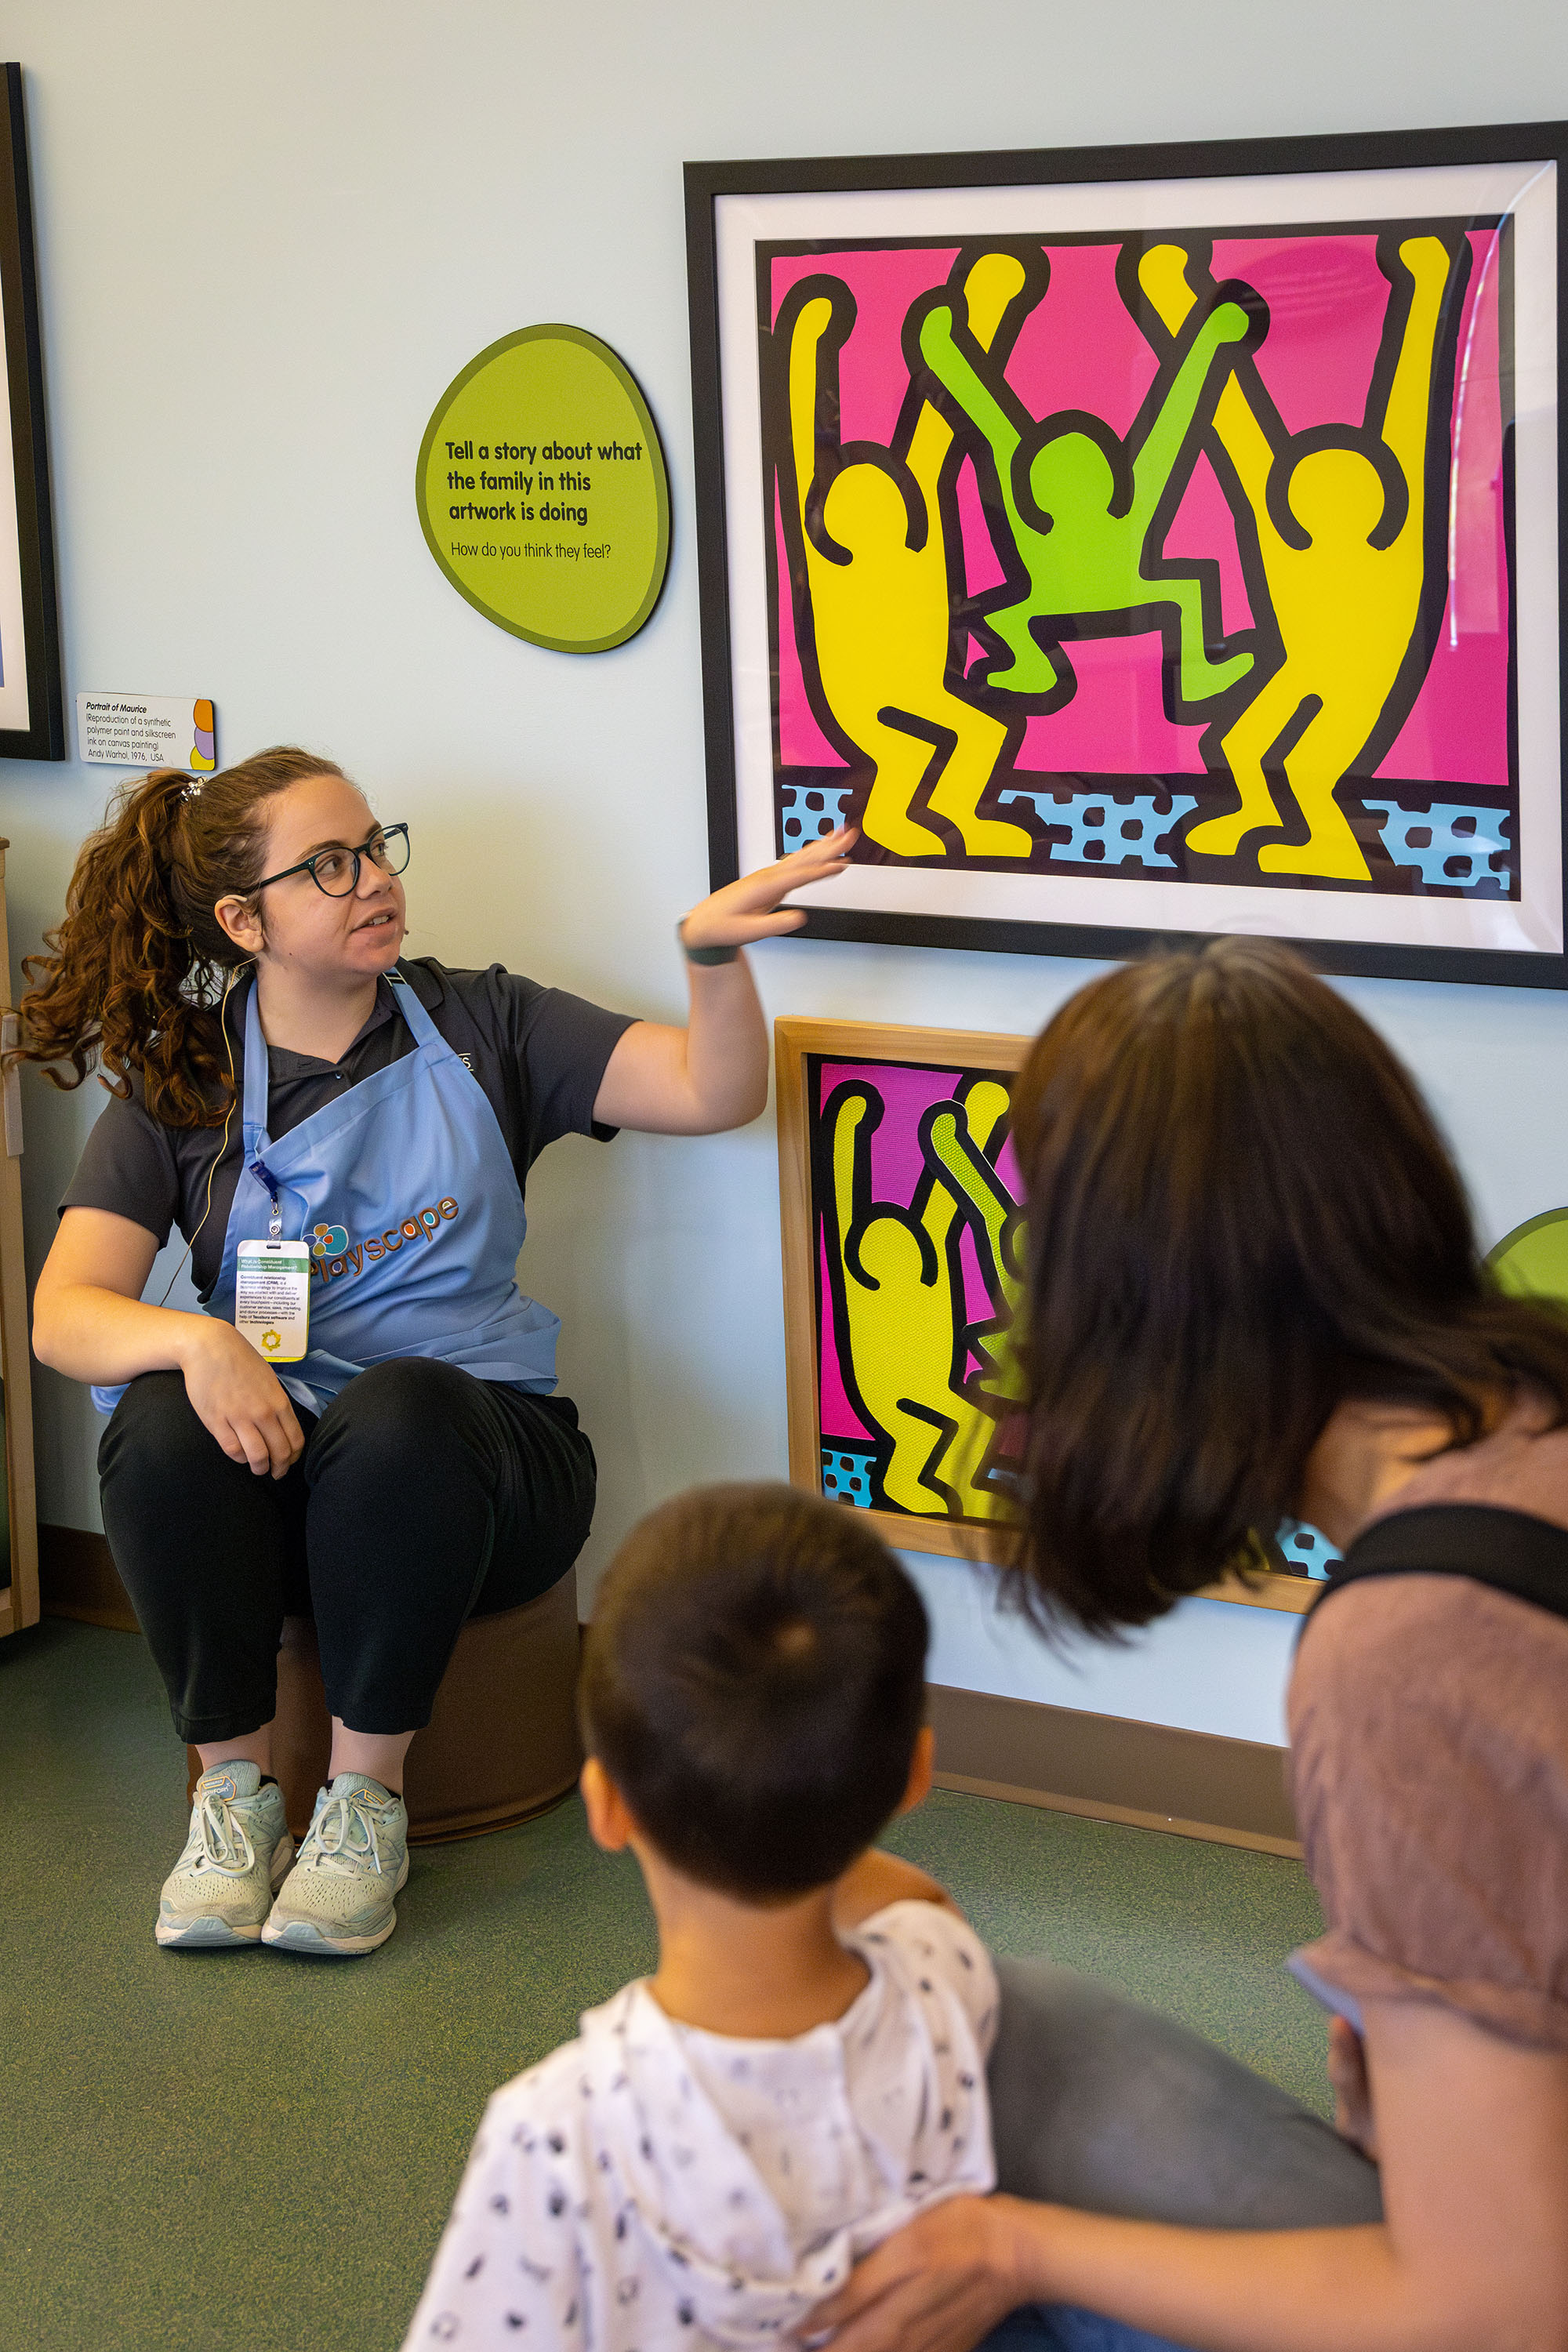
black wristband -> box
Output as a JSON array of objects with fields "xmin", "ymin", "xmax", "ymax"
[{"xmin": 677, "ymin": 920, "xmax": 740, "ymax": 966}]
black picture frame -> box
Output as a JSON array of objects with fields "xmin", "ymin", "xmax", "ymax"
[
  {"xmin": 685, "ymin": 122, "xmax": 1568, "ymax": 986},
  {"xmin": 0, "ymin": 65, "xmax": 62, "ymax": 763}
]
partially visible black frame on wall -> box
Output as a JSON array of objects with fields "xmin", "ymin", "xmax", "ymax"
[
  {"xmin": 685, "ymin": 122, "xmax": 1568, "ymax": 986},
  {"xmin": 0, "ymin": 65, "xmax": 61, "ymax": 763}
]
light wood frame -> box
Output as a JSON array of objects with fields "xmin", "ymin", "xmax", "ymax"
[
  {"xmin": 0, "ymin": 838, "xmax": 38, "ymax": 1634},
  {"xmin": 775, "ymin": 1014, "xmax": 1313, "ymax": 1615}
]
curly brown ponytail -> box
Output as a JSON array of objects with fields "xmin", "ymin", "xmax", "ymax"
[{"xmin": 16, "ymin": 745, "xmax": 347, "ymax": 1128}]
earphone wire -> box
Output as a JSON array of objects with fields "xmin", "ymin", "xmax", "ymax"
[{"xmin": 155, "ymin": 961, "xmax": 251, "ymax": 1308}]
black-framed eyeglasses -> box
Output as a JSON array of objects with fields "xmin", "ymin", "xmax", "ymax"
[{"xmin": 252, "ymin": 823, "xmax": 411, "ymax": 899}]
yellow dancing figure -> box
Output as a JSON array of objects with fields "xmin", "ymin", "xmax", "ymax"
[
  {"xmin": 920, "ymin": 1080, "xmax": 1025, "ymax": 1410},
  {"xmin": 1138, "ymin": 234, "xmax": 1469, "ymax": 880},
  {"xmin": 778, "ymin": 256, "xmax": 1034, "ymax": 860}
]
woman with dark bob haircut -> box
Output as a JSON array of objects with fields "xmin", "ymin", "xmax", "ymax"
[{"xmin": 811, "ymin": 939, "xmax": 1568, "ymax": 2352}]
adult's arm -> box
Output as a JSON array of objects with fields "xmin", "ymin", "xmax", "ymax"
[
  {"xmin": 808, "ymin": 1991, "xmax": 1568, "ymax": 2352},
  {"xmin": 590, "ymin": 828, "xmax": 853, "ymax": 1134},
  {"xmin": 33, "ymin": 1206, "xmax": 303, "ymax": 1478}
]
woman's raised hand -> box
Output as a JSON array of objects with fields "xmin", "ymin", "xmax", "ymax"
[
  {"xmin": 677, "ymin": 826, "xmax": 857, "ymax": 952},
  {"xmin": 180, "ymin": 1316, "xmax": 306, "ymax": 1479}
]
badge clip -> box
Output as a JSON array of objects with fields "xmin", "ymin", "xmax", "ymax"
[
  {"xmin": 236, "ymin": 1156, "xmax": 309, "ymax": 1362},
  {"xmin": 252, "ymin": 1156, "xmax": 285, "ymax": 1243}
]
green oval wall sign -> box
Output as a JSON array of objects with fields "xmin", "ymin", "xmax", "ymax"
[
  {"xmin": 416, "ymin": 324, "xmax": 670, "ymax": 654},
  {"xmin": 1488, "ymin": 1206, "xmax": 1568, "ymax": 1306}
]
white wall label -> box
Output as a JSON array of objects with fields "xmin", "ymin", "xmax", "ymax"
[{"xmin": 76, "ymin": 694, "xmax": 216, "ymax": 771}]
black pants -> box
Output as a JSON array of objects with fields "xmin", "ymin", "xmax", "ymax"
[{"xmin": 99, "ymin": 1360, "xmax": 597, "ymax": 1744}]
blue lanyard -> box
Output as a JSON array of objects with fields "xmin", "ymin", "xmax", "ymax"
[{"xmin": 251, "ymin": 1156, "xmax": 285, "ymax": 1241}]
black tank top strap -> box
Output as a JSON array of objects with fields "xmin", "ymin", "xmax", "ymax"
[{"xmin": 1312, "ymin": 1502, "xmax": 1568, "ymax": 1626}]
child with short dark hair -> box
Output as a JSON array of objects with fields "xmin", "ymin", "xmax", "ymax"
[{"xmin": 401, "ymin": 1482, "xmax": 998, "ymax": 2350}]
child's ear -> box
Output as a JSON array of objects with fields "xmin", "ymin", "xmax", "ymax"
[
  {"xmin": 895, "ymin": 1723, "xmax": 935, "ymax": 1816},
  {"xmin": 580, "ymin": 1756, "xmax": 637, "ymax": 1853}
]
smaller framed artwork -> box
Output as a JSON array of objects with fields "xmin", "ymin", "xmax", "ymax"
[
  {"xmin": 775, "ymin": 1015, "xmax": 1319, "ymax": 1613},
  {"xmin": 690, "ymin": 121, "xmax": 1568, "ymax": 986},
  {"xmin": 0, "ymin": 67, "xmax": 62, "ymax": 761}
]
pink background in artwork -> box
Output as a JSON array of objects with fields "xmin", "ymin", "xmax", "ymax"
[
  {"xmin": 771, "ymin": 229, "xmax": 1508, "ymax": 790},
  {"xmin": 814, "ymin": 1059, "xmax": 1022, "ymax": 1447}
]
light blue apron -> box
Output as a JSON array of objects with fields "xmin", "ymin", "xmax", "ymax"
[{"xmin": 94, "ymin": 975, "xmax": 560, "ymax": 1417}]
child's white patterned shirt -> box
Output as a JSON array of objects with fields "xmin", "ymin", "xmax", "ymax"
[{"xmin": 401, "ymin": 1899, "xmax": 999, "ymax": 2350}]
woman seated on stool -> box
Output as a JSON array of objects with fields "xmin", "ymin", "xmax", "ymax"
[{"xmin": 24, "ymin": 746, "xmax": 850, "ymax": 1960}]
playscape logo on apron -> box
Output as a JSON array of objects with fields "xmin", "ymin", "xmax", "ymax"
[{"xmin": 308, "ymin": 1196, "xmax": 463, "ymax": 1285}]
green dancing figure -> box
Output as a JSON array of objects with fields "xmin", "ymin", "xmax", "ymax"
[{"xmin": 913, "ymin": 274, "xmax": 1261, "ymax": 713}]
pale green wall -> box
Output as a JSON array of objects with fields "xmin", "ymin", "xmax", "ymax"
[{"xmin": 3, "ymin": 0, "xmax": 1566, "ymax": 1742}]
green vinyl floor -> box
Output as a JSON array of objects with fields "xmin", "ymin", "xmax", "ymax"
[{"xmin": 0, "ymin": 1617, "xmax": 1332, "ymax": 2352}]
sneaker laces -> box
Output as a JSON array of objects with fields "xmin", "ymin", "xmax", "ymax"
[
  {"xmin": 188, "ymin": 1790, "xmax": 257, "ymax": 1879},
  {"xmin": 300, "ymin": 1790, "xmax": 390, "ymax": 1878}
]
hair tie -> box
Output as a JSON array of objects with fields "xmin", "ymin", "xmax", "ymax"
[{"xmin": 183, "ymin": 781, "xmax": 204, "ymax": 801}]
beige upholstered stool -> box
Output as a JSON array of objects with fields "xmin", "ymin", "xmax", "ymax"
[{"xmin": 184, "ymin": 1570, "xmax": 584, "ymax": 1846}]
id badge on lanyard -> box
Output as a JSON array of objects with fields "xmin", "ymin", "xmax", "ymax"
[{"xmin": 235, "ymin": 1156, "xmax": 310, "ymax": 1365}]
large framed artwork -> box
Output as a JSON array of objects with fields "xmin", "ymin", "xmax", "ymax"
[
  {"xmin": 0, "ymin": 66, "xmax": 61, "ymax": 763},
  {"xmin": 775, "ymin": 1017, "xmax": 1320, "ymax": 1613},
  {"xmin": 688, "ymin": 123, "xmax": 1568, "ymax": 985}
]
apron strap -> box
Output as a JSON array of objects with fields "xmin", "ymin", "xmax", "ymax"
[
  {"xmin": 238, "ymin": 971, "xmax": 453, "ymax": 1236},
  {"xmin": 386, "ymin": 971, "xmax": 444, "ymax": 1051}
]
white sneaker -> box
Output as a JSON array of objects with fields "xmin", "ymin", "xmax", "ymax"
[
  {"xmin": 156, "ymin": 1761, "xmax": 293, "ymax": 1950},
  {"xmin": 261, "ymin": 1773, "xmax": 409, "ymax": 1958}
]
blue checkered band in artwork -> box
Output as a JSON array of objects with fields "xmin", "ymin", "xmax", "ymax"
[
  {"xmin": 997, "ymin": 787, "xmax": 1198, "ymax": 869},
  {"xmin": 781, "ymin": 782, "xmax": 858, "ymax": 844},
  {"xmin": 822, "ymin": 1443, "xmax": 878, "ymax": 1508},
  {"xmin": 1363, "ymin": 800, "xmax": 1511, "ymax": 892},
  {"xmin": 1275, "ymin": 1519, "xmax": 1340, "ymax": 1580}
]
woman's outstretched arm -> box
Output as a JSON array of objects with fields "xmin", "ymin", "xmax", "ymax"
[
  {"xmin": 808, "ymin": 1994, "xmax": 1568, "ymax": 2352},
  {"xmin": 590, "ymin": 827, "xmax": 854, "ymax": 1134}
]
